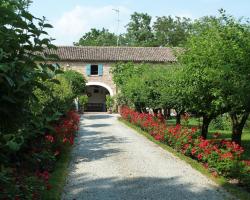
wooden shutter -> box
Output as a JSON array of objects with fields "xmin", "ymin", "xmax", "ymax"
[
  {"xmin": 86, "ymin": 64, "xmax": 91, "ymax": 76},
  {"xmin": 98, "ymin": 64, "xmax": 103, "ymax": 76}
]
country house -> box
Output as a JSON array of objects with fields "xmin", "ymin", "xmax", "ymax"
[{"xmin": 45, "ymin": 46, "xmax": 176, "ymax": 111}]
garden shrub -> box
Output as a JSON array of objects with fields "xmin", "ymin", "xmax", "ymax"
[
  {"xmin": 120, "ymin": 107, "xmax": 249, "ymax": 188},
  {"xmin": 106, "ymin": 95, "xmax": 114, "ymax": 111},
  {"xmin": 0, "ymin": 110, "xmax": 80, "ymax": 199},
  {"xmin": 62, "ymin": 70, "xmax": 86, "ymax": 97},
  {"xmin": 78, "ymin": 95, "xmax": 88, "ymax": 112}
]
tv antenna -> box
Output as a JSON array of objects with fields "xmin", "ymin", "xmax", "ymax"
[{"xmin": 112, "ymin": 8, "xmax": 120, "ymax": 46}]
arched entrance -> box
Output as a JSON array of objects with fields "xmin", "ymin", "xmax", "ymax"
[{"xmin": 85, "ymin": 82, "xmax": 113, "ymax": 112}]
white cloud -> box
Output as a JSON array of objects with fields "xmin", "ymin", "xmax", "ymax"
[{"xmin": 49, "ymin": 5, "xmax": 131, "ymax": 45}]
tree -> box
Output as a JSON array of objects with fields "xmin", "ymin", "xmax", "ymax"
[
  {"xmin": 160, "ymin": 66, "xmax": 187, "ymax": 124},
  {"xmin": 74, "ymin": 28, "xmax": 118, "ymax": 46},
  {"xmin": 180, "ymin": 10, "xmax": 250, "ymax": 142},
  {"xmin": 125, "ymin": 12, "xmax": 154, "ymax": 46},
  {"xmin": 153, "ymin": 16, "xmax": 192, "ymax": 47},
  {"xmin": 111, "ymin": 62, "xmax": 149, "ymax": 110}
]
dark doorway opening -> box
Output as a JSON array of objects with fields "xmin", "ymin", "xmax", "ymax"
[{"xmin": 85, "ymin": 85, "xmax": 110, "ymax": 112}]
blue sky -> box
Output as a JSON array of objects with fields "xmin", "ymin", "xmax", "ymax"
[{"xmin": 29, "ymin": 0, "xmax": 250, "ymax": 45}]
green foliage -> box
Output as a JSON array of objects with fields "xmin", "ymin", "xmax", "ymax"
[
  {"xmin": 74, "ymin": 28, "xmax": 118, "ymax": 46},
  {"xmin": 78, "ymin": 95, "xmax": 88, "ymax": 107},
  {"xmin": 111, "ymin": 62, "xmax": 144, "ymax": 88},
  {"xmin": 153, "ymin": 16, "xmax": 192, "ymax": 46},
  {"xmin": 30, "ymin": 75, "xmax": 75, "ymax": 117},
  {"xmin": 106, "ymin": 95, "xmax": 114, "ymax": 110},
  {"xmin": 210, "ymin": 114, "xmax": 231, "ymax": 130},
  {"xmin": 180, "ymin": 9, "xmax": 250, "ymax": 139},
  {"xmin": 114, "ymin": 93, "xmax": 129, "ymax": 107},
  {"xmin": 125, "ymin": 12, "xmax": 154, "ymax": 46},
  {"xmin": 0, "ymin": 0, "xmax": 59, "ymax": 133},
  {"xmin": 62, "ymin": 70, "xmax": 86, "ymax": 97},
  {"xmin": 79, "ymin": 95, "xmax": 88, "ymax": 112},
  {"xmin": 0, "ymin": 1, "xmax": 86, "ymax": 198},
  {"xmin": 74, "ymin": 12, "xmax": 192, "ymax": 47}
]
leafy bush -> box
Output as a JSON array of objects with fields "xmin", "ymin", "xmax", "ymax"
[
  {"xmin": 106, "ymin": 95, "xmax": 114, "ymax": 111},
  {"xmin": 0, "ymin": 0, "xmax": 59, "ymax": 134},
  {"xmin": 78, "ymin": 95, "xmax": 88, "ymax": 112},
  {"xmin": 62, "ymin": 70, "xmax": 86, "ymax": 97},
  {"xmin": 0, "ymin": 110, "xmax": 80, "ymax": 199},
  {"xmin": 30, "ymin": 76, "xmax": 73, "ymax": 116},
  {"xmin": 120, "ymin": 107, "xmax": 249, "ymax": 187}
]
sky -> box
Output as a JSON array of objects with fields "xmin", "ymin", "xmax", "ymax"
[{"xmin": 29, "ymin": 0, "xmax": 250, "ymax": 45}]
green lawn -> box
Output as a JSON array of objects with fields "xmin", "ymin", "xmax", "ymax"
[{"xmin": 166, "ymin": 117, "xmax": 250, "ymax": 160}]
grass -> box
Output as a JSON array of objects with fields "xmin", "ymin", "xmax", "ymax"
[
  {"xmin": 119, "ymin": 118, "xmax": 250, "ymax": 200},
  {"xmin": 167, "ymin": 117, "xmax": 250, "ymax": 160},
  {"xmin": 41, "ymin": 145, "xmax": 72, "ymax": 200}
]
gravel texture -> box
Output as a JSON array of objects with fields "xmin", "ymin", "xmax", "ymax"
[{"xmin": 62, "ymin": 113, "xmax": 235, "ymax": 200}]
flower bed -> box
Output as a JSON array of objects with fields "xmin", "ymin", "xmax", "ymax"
[
  {"xmin": 0, "ymin": 110, "xmax": 80, "ymax": 199},
  {"xmin": 120, "ymin": 107, "xmax": 250, "ymax": 188}
]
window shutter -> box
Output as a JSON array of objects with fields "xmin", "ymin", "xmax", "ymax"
[
  {"xmin": 98, "ymin": 64, "xmax": 103, "ymax": 76},
  {"xmin": 86, "ymin": 64, "xmax": 91, "ymax": 76}
]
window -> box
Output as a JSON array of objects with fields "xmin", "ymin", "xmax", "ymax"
[
  {"xmin": 91, "ymin": 65, "xmax": 98, "ymax": 75},
  {"xmin": 86, "ymin": 64, "xmax": 103, "ymax": 76}
]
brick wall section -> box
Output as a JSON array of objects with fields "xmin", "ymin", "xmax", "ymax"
[{"xmin": 57, "ymin": 61, "xmax": 116, "ymax": 95}]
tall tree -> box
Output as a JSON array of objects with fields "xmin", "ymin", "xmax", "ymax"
[
  {"xmin": 125, "ymin": 12, "xmax": 154, "ymax": 46},
  {"xmin": 153, "ymin": 16, "xmax": 192, "ymax": 47},
  {"xmin": 74, "ymin": 28, "xmax": 118, "ymax": 46},
  {"xmin": 180, "ymin": 10, "xmax": 250, "ymax": 142}
]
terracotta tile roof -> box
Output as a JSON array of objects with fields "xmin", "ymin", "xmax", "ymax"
[{"xmin": 44, "ymin": 46, "xmax": 177, "ymax": 62}]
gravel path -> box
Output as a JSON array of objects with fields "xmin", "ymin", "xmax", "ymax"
[{"xmin": 62, "ymin": 113, "xmax": 234, "ymax": 200}]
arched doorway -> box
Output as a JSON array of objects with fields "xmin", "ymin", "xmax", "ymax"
[{"xmin": 85, "ymin": 84, "xmax": 111, "ymax": 112}]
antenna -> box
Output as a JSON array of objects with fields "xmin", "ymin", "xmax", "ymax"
[{"xmin": 112, "ymin": 8, "xmax": 120, "ymax": 46}]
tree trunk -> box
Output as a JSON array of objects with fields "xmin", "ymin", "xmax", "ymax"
[
  {"xmin": 201, "ymin": 115, "xmax": 212, "ymax": 139},
  {"xmin": 176, "ymin": 113, "xmax": 181, "ymax": 125},
  {"xmin": 163, "ymin": 108, "xmax": 170, "ymax": 119},
  {"xmin": 230, "ymin": 112, "xmax": 249, "ymax": 145}
]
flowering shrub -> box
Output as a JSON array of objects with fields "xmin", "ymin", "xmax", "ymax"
[
  {"xmin": 0, "ymin": 110, "xmax": 80, "ymax": 199},
  {"xmin": 120, "ymin": 107, "xmax": 249, "ymax": 185},
  {"xmin": 54, "ymin": 110, "xmax": 80, "ymax": 146}
]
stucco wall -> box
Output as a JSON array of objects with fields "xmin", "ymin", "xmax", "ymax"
[{"xmin": 57, "ymin": 61, "xmax": 116, "ymax": 95}]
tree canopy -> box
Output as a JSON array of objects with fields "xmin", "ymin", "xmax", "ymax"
[
  {"xmin": 74, "ymin": 28, "xmax": 118, "ymax": 46},
  {"xmin": 75, "ymin": 12, "xmax": 192, "ymax": 47}
]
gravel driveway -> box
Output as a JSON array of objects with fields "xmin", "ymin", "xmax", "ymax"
[{"xmin": 62, "ymin": 113, "xmax": 234, "ymax": 200}]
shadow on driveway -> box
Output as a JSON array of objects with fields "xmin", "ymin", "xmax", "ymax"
[{"xmin": 63, "ymin": 175, "xmax": 225, "ymax": 200}]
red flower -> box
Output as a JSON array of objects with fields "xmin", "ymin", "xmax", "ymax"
[
  {"xmin": 221, "ymin": 152, "xmax": 233, "ymax": 160},
  {"xmin": 191, "ymin": 148, "xmax": 197, "ymax": 155},
  {"xmin": 197, "ymin": 153, "xmax": 203, "ymax": 160},
  {"xmin": 45, "ymin": 135, "xmax": 54, "ymax": 143},
  {"xmin": 63, "ymin": 137, "xmax": 68, "ymax": 143},
  {"xmin": 154, "ymin": 134, "xmax": 164, "ymax": 141}
]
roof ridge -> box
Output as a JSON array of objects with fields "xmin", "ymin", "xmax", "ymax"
[
  {"xmin": 55, "ymin": 46, "xmax": 172, "ymax": 49},
  {"xmin": 44, "ymin": 46, "xmax": 177, "ymax": 62}
]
